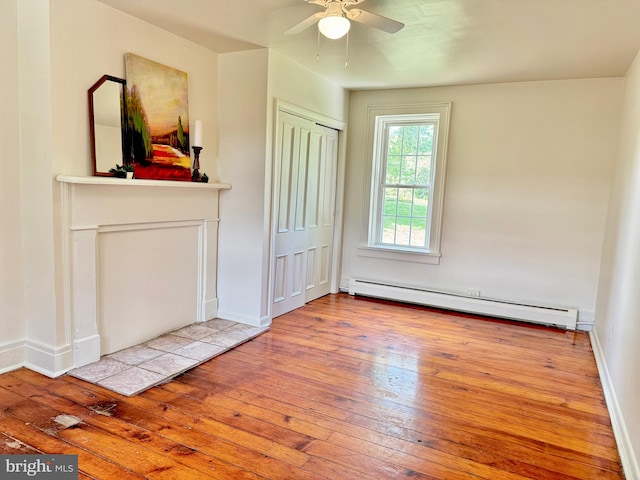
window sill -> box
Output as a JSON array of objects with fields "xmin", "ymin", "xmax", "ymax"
[{"xmin": 357, "ymin": 245, "xmax": 441, "ymax": 264}]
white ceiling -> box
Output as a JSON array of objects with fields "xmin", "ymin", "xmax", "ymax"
[{"xmin": 97, "ymin": 0, "xmax": 640, "ymax": 90}]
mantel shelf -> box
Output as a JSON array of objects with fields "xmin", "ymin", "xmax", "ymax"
[{"xmin": 56, "ymin": 175, "xmax": 231, "ymax": 190}]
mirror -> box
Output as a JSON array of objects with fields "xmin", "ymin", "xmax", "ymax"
[{"xmin": 89, "ymin": 75, "xmax": 127, "ymax": 176}]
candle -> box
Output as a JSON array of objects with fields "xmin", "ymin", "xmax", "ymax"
[{"xmin": 193, "ymin": 120, "xmax": 202, "ymax": 147}]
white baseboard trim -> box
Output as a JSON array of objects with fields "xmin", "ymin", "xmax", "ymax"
[
  {"xmin": 0, "ymin": 339, "xmax": 25, "ymax": 375},
  {"xmin": 590, "ymin": 329, "xmax": 639, "ymax": 480},
  {"xmin": 258, "ymin": 315, "xmax": 272, "ymax": 328},
  {"xmin": 24, "ymin": 340, "xmax": 74, "ymax": 378},
  {"xmin": 217, "ymin": 309, "xmax": 271, "ymax": 328},
  {"xmin": 74, "ymin": 334, "xmax": 101, "ymax": 369},
  {"xmin": 203, "ymin": 298, "xmax": 219, "ymax": 322}
]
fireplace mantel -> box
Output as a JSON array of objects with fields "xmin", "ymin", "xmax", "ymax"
[
  {"xmin": 57, "ymin": 175, "xmax": 230, "ymax": 190},
  {"xmin": 57, "ymin": 175, "xmax": 231, "ymax": 369}
]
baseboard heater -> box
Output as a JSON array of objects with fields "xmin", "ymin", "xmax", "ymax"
[{"xmin": 348, "ymin": 279, "xmax": 577, "ymax": 330}]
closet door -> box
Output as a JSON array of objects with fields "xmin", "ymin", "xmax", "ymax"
[
  {"xmin": 304, "ymin": 124, "xmax": 338, "ymax": 303},
  {"xmin": 272, "ymin": 111, "xmax": 338, "ymax": 317}
]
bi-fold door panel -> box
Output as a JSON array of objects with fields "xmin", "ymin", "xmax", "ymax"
[{"xmin": 272, "ymin": 111, "xmax": 338, "ymax": 318}]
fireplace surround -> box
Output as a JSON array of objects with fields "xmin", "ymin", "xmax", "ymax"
[{"xmin": 57, "ymin": 175, "xmax": 230, "ymax": 369}]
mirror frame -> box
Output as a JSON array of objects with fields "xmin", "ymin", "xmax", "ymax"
[{"xmin": 88, "ymin": 75, "xmax": 127, "ymax": 176}]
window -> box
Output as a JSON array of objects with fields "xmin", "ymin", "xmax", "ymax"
[{"xmin": 363, "ymin": 104, "xmax": 451, "ymax": 264}]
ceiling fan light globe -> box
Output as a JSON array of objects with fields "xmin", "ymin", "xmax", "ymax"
[{"xmin": 318, "ymin": 16, "xmax": 350, "ymax": 39}]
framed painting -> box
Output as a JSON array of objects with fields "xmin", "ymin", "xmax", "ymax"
[{"xmin": 125, "ymin": 53, "xmax": 191, "ymax": 181}]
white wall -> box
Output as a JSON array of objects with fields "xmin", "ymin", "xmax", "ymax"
[
  {"xmin": 593, "ymin": 50, "xmax": 640, "ymax": 478},
  {"xmin": 47, "ymin": 0, "xmax": 219, "ymax": 371},
  {"xmin": 217, "ymin": 50, "xmax": 348, "ymax": 325},
  {"xmin": 0, "ymin": 0, "xmax": 25, "ymax": 371},
  {"xmin": 49, "ymin": 0, "xmax": 219, "ymax": 179},
  {"xmin": 217, "ymin": 49, "xmax": 270, "ymax": 325},
  {"xmin": 342, "ymin": 79, "xmax": 623, "ymax": 318},
  {"xmin": 17, "ymin": 0, "xmax": 60, "ymax": 372},
  {"xmin": 0, "ymin": 0, "xmax": 221, "ymax": 375},
  {"xmin": 267, "ymin": 51, "xmax": 348, "ymax": 124}
]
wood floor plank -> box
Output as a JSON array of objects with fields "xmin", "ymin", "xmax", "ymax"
[
  {"xmin": 0, "ymin": 432, "xmax": 42, "ymax": 454},
  {"xmin": 55, "ymin": 379, "xmax": 328, "ymax": 480},
  {"xmin": 258, "ymin": 327, "xmax": 604, "ymax": 397},
  {"xmin": 214, "ymin": 383, "xmax": 620, "ymax": 479},
  {"xmin": 241, "ymin": 335, "xmax": 612, "ymax": 439},
  {"xmin": 10, "ymin": 371, "xmax": 323, "ymax": 480},
  {"xmin": 302, "ymin": 439, "xmax": 440, "ymax": 480},
  {"xmin": 140, "ymin": 386, "xmax": 320, "ymax": 452},
  {"xmin": 0, "ymin": 294, "xmax": 624, "ymax": 479},
  {"xmin": 5, "ymin": 397, "xmax": 216, "ymax": 480},
  {"xmin": 182, "ymin": 354, "xmax": 622, "ymax": 475},
  {"xmin": 211, "ymin": 348, "xmax": 618, "ymax": 460},
  {"xmin": 0, "ymin": 373, "xmax": 266, "ymax": 480},
  {"xmin": 0, "ymin": 410, "xmax": 148, "ymax": 479},
  {"xmin": 262, "ymin": 312, "xmax": 597, "ymax": 395},
  {"xmin": 234, "ymin": 337, "xmax": 611, "ymax": 423}
]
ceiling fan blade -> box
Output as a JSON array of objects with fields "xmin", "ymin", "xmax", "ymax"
[
  {"xmin": 346, "ymin": 8, "xmax": 404, "ymax": 34},
  {"xmin": 285, "ymin": 11, "xmax": 326, "ymax": 35}
]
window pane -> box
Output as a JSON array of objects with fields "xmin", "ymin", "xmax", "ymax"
[
  {"xmin": 394, "ymin": 215, "xmax": 411, "ymax": 246},
  {"xmin": 387, "ymin": 126, "xmax": 403, "ymax": 155},
  {"xmin": 402, "ymin": 125, "xmax": 419, "ymax": 155},
  {"xmin": 418, "ymin": 124, "xmax": 434, "ymax": 155},
  {"xmin": 385, "ymin": 156, "xmax": 401, "ymax": 184},
  {"xmin": 410, "ymin": 217, "xmax": 427, "ymax": 247},
  {"xmin": 414, "ymin": 187, "xmax": 429, "ymax": 204},
  {"xmin": 381, "ymin": 216, "xmax": 396, "ymax": 243},
  {"xmin": 383, "ymin": 188, "xmax": 398, "ymax": 215},
  {"xmin": 384, "ymin": 187, "xmax": 409, "ymax": 246},
  {"xmin": 397, "ymin": 187, "xmax": 413, "ymax": 215},
  {"xmin": 416, "ymin": 156, "xmax": 431, "ymax": 186},
  {"xmin": 400, "ymin": 156, "xmax": 417, "ymax": 185},
  {"xmin": 413, "ymin": 196, "xmax": 427, "ymax": 220}
]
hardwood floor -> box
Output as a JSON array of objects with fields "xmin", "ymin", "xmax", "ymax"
[{"xmin": 0, "ymin": 294, "xmax": 622, "ymax": 479}]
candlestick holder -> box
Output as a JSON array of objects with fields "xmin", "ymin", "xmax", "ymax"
[{"xmin": 191, "ymin": 146, "xmax": 202, "ymax": 182}]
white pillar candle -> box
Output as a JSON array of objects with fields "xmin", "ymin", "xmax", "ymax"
[{"xmin": 193, "ymin": 120, "xmax": 202, "ymax": 147}]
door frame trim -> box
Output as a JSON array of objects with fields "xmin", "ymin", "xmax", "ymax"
[
  {"xmin": 277, "ymin": 100, "xmax": 346, "ymax": 131},
  {"xmin": 269, "ymin": 99, "xmax": 347, "ymax": 318}
]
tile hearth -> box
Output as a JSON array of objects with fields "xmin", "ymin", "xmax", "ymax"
[{"xmin": 68, "ymin": 318, "xmax": 268, "ymax": 397}]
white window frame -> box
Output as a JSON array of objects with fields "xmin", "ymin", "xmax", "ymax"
[{"xmin": 359, "ymin": 102, "xmax": 451, "ymax": 264}]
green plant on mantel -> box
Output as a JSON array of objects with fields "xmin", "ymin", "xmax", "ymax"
[{"xmin": 109, "ymin": 163, "xmax": 134, "ymax": 178}]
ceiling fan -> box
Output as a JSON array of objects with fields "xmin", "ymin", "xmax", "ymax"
[{"xmin": 286, "ymin": 0, "xmax": 404, "ymax": 40}]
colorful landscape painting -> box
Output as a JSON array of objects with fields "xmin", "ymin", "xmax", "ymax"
[{"xmin": 124, "ymin": 53, "xmax": 191, "ymax": 181}]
